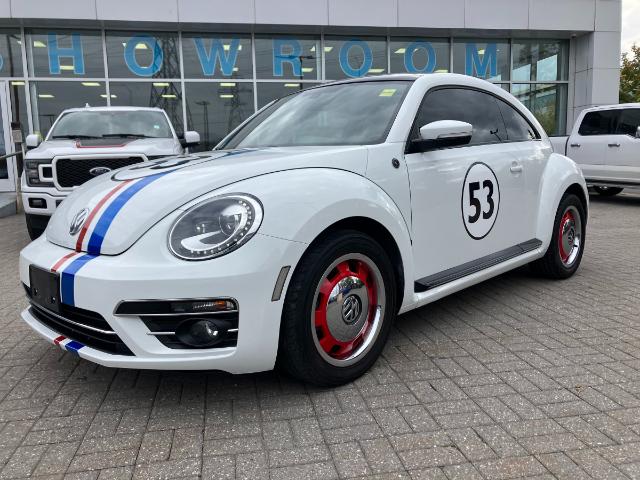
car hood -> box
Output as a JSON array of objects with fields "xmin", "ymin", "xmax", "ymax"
[
  {"xmin": 46, "ymin": 146, "xmax": 368, "ymax": 255},
  {"xmin": 26, "ymin": 138, "xmax": 180, "ymax": 158}
]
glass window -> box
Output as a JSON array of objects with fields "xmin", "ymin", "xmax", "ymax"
[
  {"xmin": 255, "ymin": 36, "xmax": 320, "ymax": 80},
  {"xmin": 453, "ymin": 40, "xmax": 510, "ymax": 81},
  {"xmin": 496, "ymin": 99, "xmax": 537, "ymax": 141},
  {"xmin": 30, "ymin": 81, "xmax": 107, "ymax": 137},
  {"xmin": 9, "ymin": 81, "xmax": 28, "ymax": 139},
  {"xmin": 26, "ymin": 30, "xmax": 103, "ymax": 78},
  {"xmin": 222, "ymin": 81, "xmax": 411, "ymax": 149},
  {"xmin": 182, "ymin": 34, "xmax": 252, "ymax": 79},
  {"xmin": 257, "ymin": 82, "xmax": 317, "ymax": 109},
  {"xmin": 0, "ymin": 30, "xmax": 24, "ymax": 77},
  {"xmin": 414, "ymin": 88, "xmax": 507, "ymax": 145},
  {"xmin": 185, "ymin": 82, "xmax": 254, "ymax": 151},
  {"xmin": 513, "ymin": 83, "xmax": 567, "ymax": 135},
  {"xmin": 390, "ymin": 38, "xmax": 449, "ymax": 74},
  {"xmin": 512, "ymin": 40, "xmax": 568, "ymax": 82},
  {"xmin": 109, "ymin": 81, "xmax": 183, "ymax": 135},
  {"xmin": 106, "ymin": 31, "xmax": 180, "ymax": 79},
  {"xmin": 50, "ymin": 110, "xmax": 172, "ymax": 139},
  {"xmin": 324, "ymin": 36, "xmax": 387, "ymax": 80},
  {"xmin": 616, "ymin": 109, "xmax": 640, "ymax": 136}
]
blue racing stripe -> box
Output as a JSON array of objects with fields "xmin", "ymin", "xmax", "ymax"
[
  {"xmin": 60, "ymin": 254, "xmax": 97, "ymax": 306},
  {"xmin": 65, "ymin": 340, "xmax": 85, "ymax": 355},
  {"xmin": 87, "ymin": 172, "xmax": 168, "ymax": 255}
]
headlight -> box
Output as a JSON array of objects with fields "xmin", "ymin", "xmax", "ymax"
[{"xmin": 168, "ymin": 194, "xmax": 263, "ymax": 260}]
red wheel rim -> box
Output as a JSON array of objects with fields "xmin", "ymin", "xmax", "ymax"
[
  {"xmin": 557, "ymin": 206, "xmax": 581, "ymax": 267},
  {"xmin": 312, "ymin": 255, "xmax": 383, "ymax": 364}
]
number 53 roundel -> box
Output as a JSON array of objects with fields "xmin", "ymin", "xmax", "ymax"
[{"xmin": 461, "ymin": 162, "xmax": 500, "ymax": 240}]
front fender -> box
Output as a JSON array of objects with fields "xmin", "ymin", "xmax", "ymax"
[
  {"xmin": 213, "ymin": 168, "xmax": 416, "ymax": 310},
  {"xmin": 536, "ymin": 153, "xmax": 588, "ymax": 251}
]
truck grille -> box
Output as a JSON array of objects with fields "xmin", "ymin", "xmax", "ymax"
[{"xmin": 55, "ymin": 157, "xmax": 145, "ymax": 188}]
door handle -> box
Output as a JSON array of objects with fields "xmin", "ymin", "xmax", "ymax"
[
  {"xmin": 608, "ymin": 143, "xmax": 620, "ymax": 148},
  {"xmin": 510, "ymin": 164, "xmax": 523, "ymax": 174},
  {"xmin": 570, "ymin": 143, "xmax": 581, "ymax": 148}
]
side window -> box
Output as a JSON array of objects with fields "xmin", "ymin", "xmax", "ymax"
[
  {"xmin": 413, "ymin": 88, "xmax": 507, "ymax": 146},
  {"xmin": 578, "ymin": 111, "xmax": 617, "ymax": 136},
  {"xmin": 616, "ymin": 109, "xmax": 640, "ymax": 136},
  {"xmin": 497, "ymin": 100, "xmax": 537, "ymax": 141}
]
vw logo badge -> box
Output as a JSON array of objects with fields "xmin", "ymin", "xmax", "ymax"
[
  {"xmin": 341, "ymin": 295, "xmax": 362, "ymax": 325},
  {"xmin": 69, "ymin": 208, "xmax": 89, "ymax": 236},
  {"xmin": 89, "ymin": 166, "xmax": 112, "ymax": 177}
]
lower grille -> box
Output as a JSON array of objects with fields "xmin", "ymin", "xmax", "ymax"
[
  {"xmin": 29, "ymin": 304, "xmax": 134, "ymax": 356},
  {"xmin": 55, "ymin": 157, "xmax": 145, "ymax": 188}
]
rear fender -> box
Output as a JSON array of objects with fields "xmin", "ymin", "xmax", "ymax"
[{"xmin": 535, "ymin": 153, "xmax": 588, "ymax": 251}]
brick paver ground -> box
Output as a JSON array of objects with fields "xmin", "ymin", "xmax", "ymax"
[{"xmin": 1, "ymin": 193, "xmax": 640, "ymax": 479}]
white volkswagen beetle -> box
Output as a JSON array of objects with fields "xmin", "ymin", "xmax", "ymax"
[{"xmin": 19, "ymin": 74, "xmax": 587, "ymax": 386}]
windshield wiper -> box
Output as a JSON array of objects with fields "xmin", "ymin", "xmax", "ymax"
[
  {"xmin": 101, "ymin": 133, "xmax": 155, "ymax": 139},
  {"xmin": 51, "ymin": 134, "xmax": 102, "ymax": 139}
]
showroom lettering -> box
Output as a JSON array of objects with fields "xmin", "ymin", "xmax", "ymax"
[{"xmin": 43, "ymin": 33, "xmax": 498, "ymax": 78}]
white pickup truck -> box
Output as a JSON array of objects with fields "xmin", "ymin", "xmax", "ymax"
[
  {"xmin": 21, "ymin": 106, "xmax": 200, "ymax": 239},
  {"xmin": 550, "ymin": 103, "xmax": 640, "ymax": 197}
]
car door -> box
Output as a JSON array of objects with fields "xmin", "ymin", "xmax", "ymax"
[
  {"xmin": 571, "ymin": 110, "xmax": 617, "ymax": 181},
  {"xmin": 607, "ymin": 108, "xmax": 640, "ymax": 183},
  {"xmin": 404, "ymin": 87, "xmax": 531, "ymax": 286}
]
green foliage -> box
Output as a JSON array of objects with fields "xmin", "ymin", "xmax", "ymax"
[{"xmin": 620, "ymin": 44, "xmax": 640, "ymax": 103}]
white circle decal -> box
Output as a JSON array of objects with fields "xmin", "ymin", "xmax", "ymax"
[{"xmin": 461, "ymin": 162, "xmax": 500, "ymax": 240}]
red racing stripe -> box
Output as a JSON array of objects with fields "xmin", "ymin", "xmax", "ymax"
[
  {"xmin": 51, "ymin": 251, "xmax": 79, "ymax": 273},
  {"xmin": 75, "ymin": 179, "xmax": 134, "ymax": 252},
  {"xmin": 53, "ymin": 335, "xmax": 65, "ymax": 346}
]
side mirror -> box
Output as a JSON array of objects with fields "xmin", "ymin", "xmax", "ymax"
[
  {"xmin": 25, "ymin": 134, "xmax": 41, "ymax": 150},
  {"xmin": 635, "ymin": 126, "xmax": 640, "ymax": 139},
  {"xmin": 181, "ymin": 131, "xmax": 200, "ymax": 148},
  {"xmin": 408, "ymin": 120, "xmax": 473, "ymax": 153}
]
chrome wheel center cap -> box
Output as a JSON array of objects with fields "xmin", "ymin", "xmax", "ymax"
[{"xmin": 325, "ymin": 275, "xmax": 370, "ymax": 342}]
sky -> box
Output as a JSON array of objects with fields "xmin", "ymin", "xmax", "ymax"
[{"xmin": 622, "ymin": 0, "xmax": 640, "ymax": 54}]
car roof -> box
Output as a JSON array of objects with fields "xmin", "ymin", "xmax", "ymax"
[
  {"xmin": 582, "ymin": 103, "xmax": 640, "ymax": 113},
  {"xmin": 60, "ymin": 106, "xmax": 166, "ymax": 114}
]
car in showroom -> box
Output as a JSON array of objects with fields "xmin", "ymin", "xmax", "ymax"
[
  {"xmin": 22, "ymin": 106, "xmax": 200, "ymax": 239},
  {"xmin": 19, "ymin": 74, "xmax": 588, "ymax": 386},
  {"xmin": 551, "ymin": 103, "xmax": 640, "ymax": 196}
]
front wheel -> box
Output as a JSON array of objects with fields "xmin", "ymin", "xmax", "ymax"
[
  {"xmin": 593, "ymin": 186, "xmax": 623, "ymax": 196},
  {"xmin": 278, "ymin": 230, "xmax": 397, "ymax": 386},
  {"xmin": 530, "ymin": 193, "xmax": 586, "ymax": 279}
]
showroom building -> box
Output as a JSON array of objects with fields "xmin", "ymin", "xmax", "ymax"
[{"xmin": 0, "ymin": 0, "xmax": 622, "ymax": 197}]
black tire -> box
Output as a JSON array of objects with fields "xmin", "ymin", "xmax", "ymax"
[
  {"xmin": 278, "ymin": 230, "xmax": 397, "ymax": 386},
  {"xmin": 593, "ymin": 186, "xmax": 623, "ymax": 196},
  {"xmin": 25, "ymin": 214, "xmax": 47, "ymax": 240},
  {"xmin": 530, "ymin": 193, "xmax": 586, "ymax": 279}
]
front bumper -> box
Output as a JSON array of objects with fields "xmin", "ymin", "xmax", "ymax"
[
  {"xmin": 21, "ymin": 187, "xmax": 67, "ymax": 216},
  {"xmin": 19, "ymin": 228, "xmax": 306, "ymax": 373}
]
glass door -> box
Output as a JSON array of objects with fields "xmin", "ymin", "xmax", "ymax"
[{"xmin": 0, "ymin": 81, "xmax": 16, "ymax": 192}]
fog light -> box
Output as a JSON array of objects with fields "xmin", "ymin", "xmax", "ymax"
[
  {"xmin": 175, "ymin": 319, "xmax": 229, "ymax": 348},
  {"xmin": 28, "ymin": 198, "xmax": 46, "ymax": 209}
]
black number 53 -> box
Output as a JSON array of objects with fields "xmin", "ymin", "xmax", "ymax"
[{"xmin": 468, "ymin": 180, "xmax": 495, "ymax": 223}]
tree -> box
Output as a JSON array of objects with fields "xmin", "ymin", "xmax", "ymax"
[{"xmin": 620, "ymin": 44, "xmax": 640, "ymax": 103}]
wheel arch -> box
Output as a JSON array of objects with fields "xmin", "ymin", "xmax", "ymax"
[{"xmin": 296, "ymin": 216, "xmax": 406, "ymax": 310}]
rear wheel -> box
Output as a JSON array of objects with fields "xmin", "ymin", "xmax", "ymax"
[
  {"xmin": 530, "ymin": 193, "xmax": 586, "ymax": 279},
  {"xmin": 278, "ymin": 230, "xmax": 397, "ymax": 386},
  {"xmin": 593, "ymin": 186, "xmax": 623, "ymax": 196}
]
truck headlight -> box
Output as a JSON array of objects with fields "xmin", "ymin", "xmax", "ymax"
[
  {"xmin": 24, "ymin": 159, "xmax": 53, "ymax": 187},
  {"xmin": 168, "ymin": 194, "xmax": 263, "ymax": 260}
]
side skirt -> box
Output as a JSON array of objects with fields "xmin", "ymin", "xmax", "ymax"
[{"xmin": 414, "ymin": 238, "xmax": 543, "ymax": 292}]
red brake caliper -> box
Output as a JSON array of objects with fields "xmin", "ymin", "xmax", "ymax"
[
  {"xmin": 314, "ymin": 260, "xmax": 377, "ymax": 359},
  {"xmin": 558, "ymin": 210, "xmax": 574, "ymax": 264}
]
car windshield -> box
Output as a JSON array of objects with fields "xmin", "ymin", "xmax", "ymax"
[
  {"xmin": 49, "ymin": 110, "xmax": 173, "ymax": 139},
  {"xmin": 220, "ymin": 81, "xmax": 412, "ymax": 149}
]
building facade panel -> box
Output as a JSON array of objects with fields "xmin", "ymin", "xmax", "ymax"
[
  {"xmin": 529, "ymin": 0, "xmax": 596, "ymax": 30},
  {"xmin": 328, "ymin": 0, "xmax": 397, "ymax": 27},
  {"xmin": 397, "ymin": 0, "xmax": 465, "ymax": 28},
  {"xmin": 178, "ymin": 0, "xmax": 255, "ymax": 24},
  {"xmin": 95, "ymin": 0, "xmax": 178, "ymax": 22},
  {"xmin": 255, "ymin": 0, "xmax": 328, "ymax": 26},
  {"xmin": 595, "ymin": 0, "xmax": 622, "ymax": 31},
  {"xmin": 10, "ymin": 0, "xmax": 97, "ymax": 19},
  {"xmin": 464, "ymin": 0, "xmax": 529, "ymax": 30}
]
